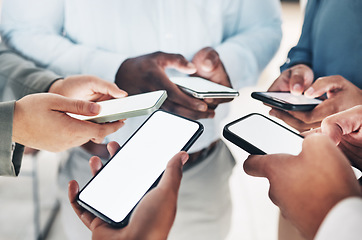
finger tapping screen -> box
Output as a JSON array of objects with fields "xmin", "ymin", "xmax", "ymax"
[
  {"xmin": 78, "ymin": 111, "xmax": 201, "ymax": 223},
  {"xmin": 228, "ymin": 114, "xmax": 303, "ymax": 155}
]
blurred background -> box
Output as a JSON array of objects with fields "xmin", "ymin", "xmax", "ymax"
[{"xmin": 0, "ymin": 1, "xmax": 306, "ymax": 240}]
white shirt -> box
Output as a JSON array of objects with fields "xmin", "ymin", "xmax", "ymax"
[
  {"xmin": 315, "ymin": 197, "xmax": 362, "ymax": 240},
  {"xmin": 1, "ymin": 0, "xmax": 282, "ymax": 151}
]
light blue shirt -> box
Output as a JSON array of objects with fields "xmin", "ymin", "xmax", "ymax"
[{"xmin": 1, "ymin": 0, "xmax": 282, "ymax": 151}]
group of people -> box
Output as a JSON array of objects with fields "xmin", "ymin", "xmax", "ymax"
[{"xmin": 0, "ymin": 0, "xmax": 361, "ymax": 239}]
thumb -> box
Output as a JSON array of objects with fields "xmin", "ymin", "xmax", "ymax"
[
  {"xmin": 243, "ymin": 155, "xmax": 270, "ymax": 178},
  {"xmin": 201, "ymin": 49, "xmax": 219, "ymax": 72},
  {"xmin": 157, "ymin": 152, "xmax": 189, "ymax": 195},
  {"xmin": 51, "ymin": 95, "xmax": 101, "ymax": 116}
]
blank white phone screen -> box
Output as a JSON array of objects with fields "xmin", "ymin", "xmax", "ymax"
[
  {"xmin": 170, "ymin": 77, "xmax": 237, "ymax": 93},
  {"xmin": 228, "ymin": 114, "xmax": 303, "ymax": 155},
  {"xmin": 261, "ymin": 92, "xmax": 322, "ymax": 105},
  {"xmin": 78, "ymin": 111, "xmax": 200, "ymax": 223},
  {"xmin": 69, "ymin": 90, "xmax": 165, "ymax": 121}
]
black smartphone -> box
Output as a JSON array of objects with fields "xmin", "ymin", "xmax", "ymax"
[
  {"xmin": 223, "ymin": 113, "xmax": 303, "ymax": 155},
  {"xmin": 251, "ymin": 92, "xmax": 323, "ymax": 111},
  {"xmin": 77, "ymin": 110, "xmax": 204, "ymax": 228}
]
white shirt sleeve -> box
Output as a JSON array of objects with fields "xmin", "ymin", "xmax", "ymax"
[
  {"xmin": 315, "ymin": 197, "xmax": 362, "ymax": 240},
  {"xmin": 0, "ymin": 0, "xmax": 125, "ymax": 82},
  {"xmin": 215, "ymin": 0, "xmax": 282, "ymax": 90}
]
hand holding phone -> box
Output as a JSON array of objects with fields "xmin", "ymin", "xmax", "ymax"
[
  {"xmin": 77, "ymin": 110, "xmax": 203, "ymax": 227},
  {"xmin": 69, "ymin": 141, "xmax": 187, "ymax": 240},
  {"xmin": 170, "ymin": 77, "xmax": 239, "ymax": 99},
  {"xmin": 223, "ymin": 113, "xmax": 303, "ymax": 155},
  {"xmin": 251, "ymin": 92, "xmax": 322, "ymax": 111},
  {"xmin": 68, "ymin": 90, "xmax": 167, "ymax": 123}
]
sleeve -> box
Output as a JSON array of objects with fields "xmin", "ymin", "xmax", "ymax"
[
  {"xmin": 0, "ymin": 0, "xmax": 124, "ymax": 82},
  {"xmin": 215, "ymin": 0, "xmax": 283, "ymax": 90},
  {"xmin": 0, "ymin": 43, "xmax": 62, "ymax": 101},
  {"xmin": 0, "ymin": 101, "xmax": 24, "ymax": 176},
  {"xmin": 280, "ymin": 0, "xmax": 319, "ymax": 72},
  {"xmin": 315, "ymin": 197, "xmax": 362, "ymax": 240}
]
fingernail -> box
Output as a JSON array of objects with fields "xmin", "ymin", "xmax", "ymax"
[
  {"xmin": 203, "ymin": 59, "xmax": 214, "ymax": 71},
  {"xmin": 90, "ymin": 103, "xmax": 101, "ymax": 114},
  {"xmin": 304, "ymin": 87, "xmax": 314, "ymax": 97},
  {"xmin": 181, "ymin": 152, "xmax": 189, "ymax": 165},
  {"xmin": 198, "ymin": 103, "xmax": 207, "ymax": 112},
  {"xmin": 292, "ymin": 84, "xmax": 303, "ymax": 94}
]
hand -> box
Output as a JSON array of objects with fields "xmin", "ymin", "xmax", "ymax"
[
  {"xmin": 12, "ymin": 93, "xmax": 124, "ymax": 152},
  {"xmin": 303, "ymin": 105, "xmax": 362, "ymax": 170},
  {"xmin": 269, "ymin": 75, "xmax": 362, "ymax": 132},
  {"xmin": 68, "ymin": 141, "xmax": 189, "ymax": 240},
  {"xmin": 243, "ymin": 134, "xmax": 362, "ymax": 239},
  {"xmin": 49, "ymin": 75, "xmax": 128, "ymax": 102},
  {"xmin": 115, "ymin": 51, "xmax": 214, "ymax": 120},
  {"xmin": 268, "ymin": 64, "xmax": 314, "ymax": 95},
  {"xmin": 191, "ymin": 47, "xmax": 233, "ymax": 109}
]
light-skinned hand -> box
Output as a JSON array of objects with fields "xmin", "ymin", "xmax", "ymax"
[
  {"xmin": 269, "ymin": 75, "xmax": 362, "ymax": 132},
  {"xmin": 303, "ymin": 105, "xmax": 362, "ymax": 170},
  {"xmin": 12, "ymin": 93, "xmax": 124, "ymax": 152},
  {"xmin": 191, "ymin": 47, "xmax": 233, "ymax": 109},
  {"xmin": 115, "ymin": 51, "xmax": 214, "ymax": 120},
  {"xmin": 68, "ymin": 141, "xmax": 189, "ymax": 240},
  {"xmin": 244, "ymin": 134, "xmax": 362, "ymax": 240},
  {"xmin": 49, "ymin": 75, "xmax": 128, "ymax": 102},
  {"xmin": 268, "ymin": 64, "xmax": 314, "ymax": 95}
]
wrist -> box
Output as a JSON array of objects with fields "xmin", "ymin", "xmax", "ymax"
[{"xmin": 48, "ymin": 78, "xmax": 65, "ymax": 94}]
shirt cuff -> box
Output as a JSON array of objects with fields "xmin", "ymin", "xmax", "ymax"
[{"xmin": 315, "ymin": 197, "xmax": 362, "ymax": 240}]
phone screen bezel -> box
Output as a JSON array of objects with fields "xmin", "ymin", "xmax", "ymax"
[
  {"xmin": 77, "ymin": 110, "xmax": 204, "ymax": 228},
  {"xmin": 251, "ymin": 92, "xmax": 321, "ymax": 111},
  {"xmin": 223, "ymin": 113, "xmax": 304, "ymax": 155}
]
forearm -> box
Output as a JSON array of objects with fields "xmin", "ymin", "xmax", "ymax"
[
  {"xmin": 1, "ymin": 0, "xmax": 124, "ymax": 82},
  {"xmin": 216, "ymin": 0, "xmax": 282, "ymax": 90},
  {"xmin": 0, "ymin": 101, "xmax": 23, "ymax": 176},
  {"xmin": 0, "ymin": 44, "xmax": 61, "ymax": 101}
]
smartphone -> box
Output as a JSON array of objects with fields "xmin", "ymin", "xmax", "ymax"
[
  {"xmin": 223, "ymin": 113, "xmax": 303, "ymax": 155},
  {"xmin": 77, "ymin": 110, "xmax": 204, "ymax": 227},
  {"xmin": 170, "ymin": 76, "xmax": 239, "ymax": 99},
  {"xmin": 68, "ymin": 90, "xmax": 167, "ymax": 123},
  {"xmin": 251, "ymin": 92, "xmax": 323, "ymax": 111}
]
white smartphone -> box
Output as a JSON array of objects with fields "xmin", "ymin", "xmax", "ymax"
[
  {"xmin": 77, "ymin": 110, "xmax": 204, "ymax": 227},
  {"xmin": 223, "ymin": 113, "xmax": 303, "ymax": 155},
  {"xmin": 67, "ymin": 90, "xmax": 167, "ymax": 123},
  {"xmin": 170, "ymin": 76, "xmax": 239, "ymax": 99},
  {"xmin": 251, "ymin": 92, "xmax": 323, "ymax": 111}
]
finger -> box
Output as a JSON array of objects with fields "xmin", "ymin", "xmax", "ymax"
[
  {"xmin": 304, "ymin": 76, "xmax": 346, "ymax": 98},
  {"xmin": 89, "ymin": 156, "xmax": 103, "ymax": 176},
  {"xmin": 89, "ymin": 77, "xmax": 128, "ymax": 99},
  {"xmin": 243, "ymin": 155, "xmax": 269, "ymax": 178},
  {"xmin": 269, "ymin": 109, "xmax": 320, "ymax": 132},
  {"xmin": 289, "ymin": 66, "xmax": 314, "ymax": 95},
  {"xmin": 195, "ymin": 47, "xmax": 220, "ymax": 72},
  {"xmin": 162, "ymin": 100, "xmax": 215, "ymax": 120},
  {"xmin": 301, "ymin": 127, "xmax": 322, "ymax": 137},
  {"xmin": 321, "ymin": 106, "xmax": 362, "ymax": 145},
  {"xmin": 68, "ymin": 180, "xmax": 95, "ymax": 230},
  {"xmin": 151, "ymin": 70, "xmax": 209, "ymax": 112},
  {"xmin": 157, "ymin": 152, "xmax": 189, "ymax": 195},
  {"xmin": 288, "ymin": 99, "xmax": 338, "ymax": 124},
  {"xmin": 158, "ymin": 53, "xmax": 197, "ymax": 74},
  {"xmin": 51, "ymin": 95, "xmax": 101, "ymax": 116},
  {"xmin": 268, "ymin": 70, "xmax": 292, "ymax": 92},
  {"xmin": 90, "ymin": 121, "xmax": 125, "ymax": 143},
  {"xmin": 107, "ymin": 141, "xmax": 120, "ymax": 157}
]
